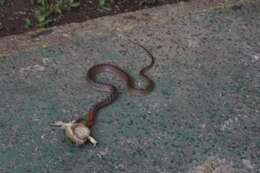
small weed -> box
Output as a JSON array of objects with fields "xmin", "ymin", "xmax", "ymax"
[
  {"xmin": 24, "ymin": 18, "xmax": 33, "ymax": 29},
  {"xmin": 0, "ymin": 0, "xmax": 6, "ymax": 7},
  {"xmin": 99, "ymin": 0, "xmax": 110, "ymax": 10},
  {"xmin": 28, "ymin": 0, "xmax": 80, "ymax": 27}
]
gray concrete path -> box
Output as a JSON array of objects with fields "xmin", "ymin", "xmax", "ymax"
[{"xmin": 0, "ymin": 1, "xmax": 259, "ymax": 173}]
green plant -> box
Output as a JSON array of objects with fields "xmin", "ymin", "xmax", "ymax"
[
  {"xmin": 99, "ymin": 0, "xmax": 110, "ymax": 10},
  {"xmin": 0, "ymin": 0, "xmax": 6, "ymax": 7},
  {"xmin": 29, "ymin": 0, "xmax": 80, "ymax": 27},
  {"xmin": 24, "ymin": 18, "xmax": 33, "ymax": 28}
]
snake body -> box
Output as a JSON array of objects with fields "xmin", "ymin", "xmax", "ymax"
[{"xmin": 84, "ymin": 43, "xmax": 155, "ymax": 128}]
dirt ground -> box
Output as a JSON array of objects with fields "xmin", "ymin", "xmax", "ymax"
[{"xmin": 0, "ymin": 0, "xmax": 189, "ymax": 37}]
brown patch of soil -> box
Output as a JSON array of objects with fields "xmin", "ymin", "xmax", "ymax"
[{"xmin": 0, "ymin": 0, "xmax": 188, "ymax": 37}]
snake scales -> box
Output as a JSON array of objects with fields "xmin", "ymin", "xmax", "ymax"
[{"xmin": 78, "ymin": 42, "xmax": 155, "ymax": 129}]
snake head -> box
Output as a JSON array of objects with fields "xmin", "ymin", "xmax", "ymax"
[{"xmin": 51, "ymin": 120, "xmax": 97, "ymax": 146}]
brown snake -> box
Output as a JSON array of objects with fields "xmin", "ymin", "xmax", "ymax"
[{"xmin": 78, "ymin": 42, "xmax": 155, "ymax": 129}]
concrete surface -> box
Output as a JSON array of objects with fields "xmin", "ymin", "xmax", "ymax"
[{"xmin": 0, "ymin": 0, "xmax": 259, "ymax": 173}]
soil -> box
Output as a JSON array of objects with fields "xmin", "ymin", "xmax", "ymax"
[{"xmin": 0, "ymin": 0, "xmax": 188, "ymax": 38}]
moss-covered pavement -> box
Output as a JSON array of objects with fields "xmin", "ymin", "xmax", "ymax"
[{"xmin": 0, "ymin": 1, "xmax": 259, "ymax": 173}]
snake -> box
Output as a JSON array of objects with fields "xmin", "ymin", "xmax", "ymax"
[{"xmin": 78, "ymin": 42, "xmax": 155, "ymax": 129}]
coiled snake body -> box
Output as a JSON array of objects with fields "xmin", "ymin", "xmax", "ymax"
[{"xmin": 84, "ymin": 42, "xmax": 155, "ymax": 129}]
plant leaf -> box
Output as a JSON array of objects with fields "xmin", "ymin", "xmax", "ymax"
[{"xmin": 0, "ymin": 0, "xmax": 6, "ymax": 6}]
